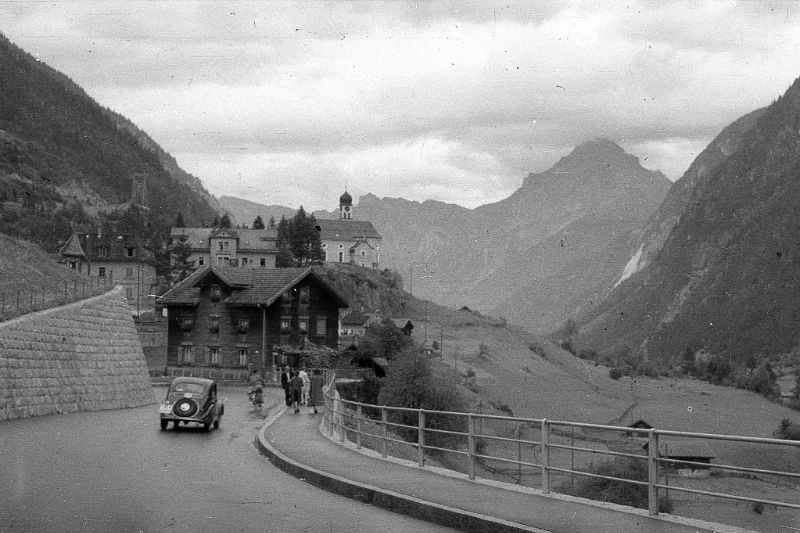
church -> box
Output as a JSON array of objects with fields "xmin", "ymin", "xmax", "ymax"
[{"xmin": 315, "ymin": 191, "xmax": 382, "ymax": 269}]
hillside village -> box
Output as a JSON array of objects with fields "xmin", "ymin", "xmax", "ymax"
[{"xmin": 4, "ymin": 12, "xmax": 800, "ymax": 531}]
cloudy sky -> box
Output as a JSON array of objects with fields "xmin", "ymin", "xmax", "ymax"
[{"xmin": 1, "ymin": 1, "xmax": 799, "ymax": 212}]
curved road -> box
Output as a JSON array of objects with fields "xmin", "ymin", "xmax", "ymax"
[{"xmin": 0, "ymin": 387, "xmax": 455, "ymax": 533}]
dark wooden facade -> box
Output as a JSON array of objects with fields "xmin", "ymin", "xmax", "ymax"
[{"xmin": 160, "ymin": 267, "xmax": 347, "ymax": 374}]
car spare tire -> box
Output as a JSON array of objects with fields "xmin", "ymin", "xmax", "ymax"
[{"xmin": 173, "ymin": 398, "xmax": 198, "ymax": 417}]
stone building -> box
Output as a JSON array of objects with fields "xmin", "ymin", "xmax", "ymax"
[
  {"xmin": 169, "ymin": 227, "xmax": 278, "ymax": 269},
  {"xmin": 158, "ymin": 266, "xmax": 348, "ymax": 379},
  {"xmin": 316, "ymin": 191, "xmax": 382, "ymax": 268},
  {"xmin": 59, "ymin": 230, "xmax": 157, "ymax": 316}
]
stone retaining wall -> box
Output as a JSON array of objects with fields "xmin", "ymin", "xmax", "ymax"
[{"xmin": 0, "ymin": 287, "xmax": 155, "ymax": 421}]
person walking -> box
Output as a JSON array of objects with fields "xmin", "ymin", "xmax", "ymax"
[
  {"xmin": 308, "ymin": 368, "xmax": 324, "ymax": 414},
  {"xmin": 280, "ymin": 366, "xmax": 292, "ymax": 406},
  {"xmin": 299, "ymin": 367, "xmax": 310, "ymax": 406},
  {"xmin": 290, "ymin": 371, "xmax": 304, "ymax": 414}
]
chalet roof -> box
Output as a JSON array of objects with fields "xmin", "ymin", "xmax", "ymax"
[
  {"xmin": 59, "ymin": 231, "xmax": 152, "ymax": 263},
  {"xmin": 159, "ymin": 266, "xmax": 349, "ymax": 309},
  {"xmin": 316, "ymin": 219, "xmax": 381, "ymax": 241},
  {"xmin": 643, "ymin": 440, "xmax": 715, "ymax": 459},
  {"xmin": 170, "ymin": 227, "xmax": 278, "ymax": 253},
  {"xmin": 59, "ymin": 233, "xmax": 86, "ymax": 257}
]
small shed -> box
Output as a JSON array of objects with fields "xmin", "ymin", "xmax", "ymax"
[
  {"xmin": 644, "ymin": 440, "xmax": 715, "ymax": 478},
  {"xmin": 626, "ymin": 419, "xmax": 653, "ymax": 438}
]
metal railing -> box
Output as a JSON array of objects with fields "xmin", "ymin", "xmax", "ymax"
[
  {"xmin": 322, "ymin": 371, "xmax": 800, "ymax": 526},
  {"xmin": 0, "ymin": 277, "xmax": 113, "ymax": 322}
]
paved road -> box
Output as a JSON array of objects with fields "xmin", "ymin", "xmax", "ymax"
[{"xmin": 0, "ymin": 387, "xmax": 455, "ymax": 533}]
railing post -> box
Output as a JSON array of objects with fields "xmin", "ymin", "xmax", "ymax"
[
  {"xmin": 339, "ymin": 405, "xmax": 345, "ymax": 443},
  {"xmin": 467, "ymin": 413, "xmax": 476, "ymax": 480},
  {"xmin": 356, "ymin": 404, "xmax": 363, "ymax": 450},
  {"xmin": 648, "ymin": 429, "xmax": 659, "ymax": 516},
  {"xmin": 541, "ymin": 419, "xmax": 550, "ymax": 493},
  {"xmin": 381, "ymin": 407, "xmax": 388, "ymax": 458},
  {"xmin": 418, "ymin": 409, "xmax": 425, "ymax": 467}
]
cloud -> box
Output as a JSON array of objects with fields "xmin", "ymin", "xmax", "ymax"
[{"xmin": 2, "ymin": 1, "xmax": 800, "ymax": 209}]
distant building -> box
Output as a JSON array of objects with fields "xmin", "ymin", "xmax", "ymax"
[
  {"xmin": 316, "ymin": 191, "xmax": 382, "ymax": 268},
  {"xmin": 169, "ymin": 227, "xmax": 278, "ymax": 269},
  {"xmin": 59, "ymin": 229, "xmax": 156, "ymax": 316},
  {"xmin": 158, "ymin": 266, "xmax": 348, "ymax": 379}
]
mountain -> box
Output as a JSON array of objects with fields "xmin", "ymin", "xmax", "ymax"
[
  {"xmin": 219, "ymin": 140, "xmax": 670, "ymax": 333},
  {"xmin": 573, "ymin": 76, "xmax": 800, "ymax": 365},
  {"xmin": 355, "ymin": 140, "xmax": 670, "ymax": 333},
  {"xmin": 0, "ymin": 32, "xmax": 218, "ymax": 250},
  {"xmin": 218, "ymin": 196, "xmax": 298, "ymax": 227}
]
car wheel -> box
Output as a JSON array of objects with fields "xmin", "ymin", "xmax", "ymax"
[
  {"xmin": 213, "ymin": 417, "xmax": 220, "ymax": 429},
  {"xmin": 160, "ymin": 419, "xmax": 168, "ymax": 430},
  {"xmin": 203, "ymin": 422, "xmax": 211, "ymax": 431},
  {"xmin": 173, "ymin": 398, "xmax": 198, "ymax": 417}
]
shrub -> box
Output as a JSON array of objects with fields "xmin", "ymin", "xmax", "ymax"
[
  {"xmin": 560, "ymin": 456, "xmax": 672, "ymax": 512},
  {"xmin": 377, "ymin": 350, "xmax": 467, "ymax": 447},
  {"xmin": 609, "ymin": 367, "xmax": 624, "ymax": 380}
]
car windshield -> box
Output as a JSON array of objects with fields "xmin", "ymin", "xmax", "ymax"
[{"xmin": 171, "ymin": 383, "xmax": 205, "ymax": 394}]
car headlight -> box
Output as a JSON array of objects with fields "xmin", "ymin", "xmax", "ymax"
[{"xmin": 159, "ymin": 404, "xmax": 173, "ymax": 414}]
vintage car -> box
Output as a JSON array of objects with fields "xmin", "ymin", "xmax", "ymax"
[{"xmin": 159, "ymin": 377, "xmax": 224, "ymax": 431}]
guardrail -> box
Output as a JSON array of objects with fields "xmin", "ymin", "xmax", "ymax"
[
  {"xmin": 0, "ymin": 277, "xmax": 113, "ymax": 322},
  {"xmin": 322, "ymin": 371, "xmax": 800, "ymax": 526}
]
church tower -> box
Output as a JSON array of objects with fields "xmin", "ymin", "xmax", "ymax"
[{"xmin": 339, "ymin": 190, "xmax": 353, "ymax": 220}]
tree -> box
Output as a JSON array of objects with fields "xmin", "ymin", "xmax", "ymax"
[
  {"xmin": 276, "ymin": 207, "xmax": 324, "ymax": 266},
  {"xmin": 175, "ymin": 212, "xmax": 185, "ymax": 227},
  {"xmin": 358, "ymin": 317, "xmax": 414, "ymax": 360},
  {"xmin": 275, "ymin": 216, "xmax": 294, "ymax": 267},
  {"xmin": 252, "ymin": 215, "xmax": 265, "ymax": 229},
  {"xmin": 211, "ymin": 215, "xmax": 220, "ymax": 227},
  {"xmin": 268, "ymin": 215, "xmax": 276, "ymax": 229},
  {"xmin": 219, "ymin": 213, "xmax": 232, "ymax": 228}
]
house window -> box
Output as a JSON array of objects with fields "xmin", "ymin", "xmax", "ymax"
[
  {"xmin": 125, "ymin": 287, "xmax": 133, "ymax": 300},
  {"xmin": 241, "ymin": 257, "xmax": 248, "ymax": 266},
  {"xmin": 238, "ymin": 348, "xmax": 248, "ymax": 367},
  {"xmin": 237, "ymin": 318, "xmax": 250, "ymax": 334},
  {"xmin": 316, "ymin": 317, "xmax": 327, "ymax": 336},
  {"xmin": 338, "ymin": 252, "xmax": 343, "ymax": 262},
  {"xmin": 180, "ymin": 316, "xmax": 194, "ymax": 331},
  {"xmin": 209, "ymin": 347, "xmax": 220, "ymax": 366},
  {"xmin": 180, "ymin": 345, "xmax": 194, "ymax": 363},
  {"xmin": 98, "ymin": 267, "xmax": 106, "ymax": 278},
  {"xmin": 209, "ymin": 315, "xmax": 219, "ymax": 334},
  {"xmin": 68, "ymin": 260, "xmax": 77, "ymax": 270},
  {"xmin": 299, "ymin": 287, "xmax": 310, "ymax": 304},
  {"xmin": 299, "ymin": 318, "xmax": 309, "ymax": 335},
  {"xmin": 281, "ymin": 291, "xmax": 292, "ymax": 313},
  {"xmin": 198, "ymin": 256, "xmax": 205, "ymax": 266},
  {"xmin": 126, "ymin": 247, "xmax": 135, "ymax": 257},
  {"xmin": 260, "ymin": 257, "xmax": 266, "ymax": 267},
  {"xmin": 218, "ymin": 241, "xmax": 224, "ymax": 251},
  {"xmin": 210, "ymin": 284, "xmax": 221, "ymax": 301},
  {"xmin": 125, "ymin": 267, "xmax": 134, "ymax": 278},
  {"xmin": 280, "ymin": 317, "xmax": 292, "ymax": 334},
  {"xmin": 97, "ymin": 246, "xmax": 108, "ymax": 257},
  {"xmin": 361, "ymin": 250, "xmax": 366, "ymax": 257}
]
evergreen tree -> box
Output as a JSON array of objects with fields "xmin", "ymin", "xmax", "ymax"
[
  {"xmin": 275, "ymin": 216, "xmax": 294, "ymax": 267},
  {"xmin": 219, "ymin": 213, "xmax": 232, "ymax": 228},
  {"xmin": 268, "ymin": 215, "xmax": 276, "ymax": 229},
  {"xmin": 252, "ymin": 215, "xmax": 265, "ymax": 229},
  {"xmin": 175, "ymin": 212, "xmax": 185, "ymax": 227},
  {"xmin": 211, "ymin": 215, "xmax": 220, "ymax": 227}
]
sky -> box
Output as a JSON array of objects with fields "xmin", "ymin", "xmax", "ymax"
[{"xmin": 1, "ymin": 1, "xmax": 800, "ymax": 212}]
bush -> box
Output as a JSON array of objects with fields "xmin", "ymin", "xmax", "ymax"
[
  {"xmin": 377, "ymin": 350, "xmax": 467, "ymax": 447},
  {"xmin": 560, "ymin": 456, "xmax": 672, "ymax": 512}
]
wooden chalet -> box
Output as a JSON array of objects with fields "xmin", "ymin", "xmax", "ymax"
[{"xmin": 159, "ymin": 266, "xmax": 348, "ymax": 380}]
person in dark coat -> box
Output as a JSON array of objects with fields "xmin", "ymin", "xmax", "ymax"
[
  {"xmin": 290, "ymin": 371, "xmax": 304, "ymax": 414},
  {"xmin": 280, "ymin": 366, "xmax": 292, "ymax": 406},
  {"xmin": 308, "ymin": 369, "xmax": 324, "ymax": 414}
]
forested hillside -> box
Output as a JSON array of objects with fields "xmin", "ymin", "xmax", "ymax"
[{"xmin": 0, "ymin": 33, "xmax": 218, "ymax": 250}]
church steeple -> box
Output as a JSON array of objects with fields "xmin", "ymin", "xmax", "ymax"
[{"xmin": 339, "ymin": 190, "xmax": 353, "ymax": 220}]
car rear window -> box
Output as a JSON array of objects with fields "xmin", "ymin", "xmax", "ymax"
[{"xmin": 171, "ymin": 383, "xmax": 205, "ymax": 394}]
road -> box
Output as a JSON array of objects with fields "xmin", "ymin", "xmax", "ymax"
[{"xmin": 0, "ymin": 386, "xmax": 455, "ymax": 533}]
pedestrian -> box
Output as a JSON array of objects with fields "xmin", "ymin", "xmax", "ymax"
[
  {"xmin": 281, "ymin": 366, "xmax": 292, "ymax": 406},
  {"xmin": 308, "ymin": 368, "xmax": 324, "ymax": 414},
  {"xmin": 299, "ymin": 367, "xmax": 310, "ymax": 406},
  {"xmin": 290, "ymin": 371, "xmax": 304, "ymax": 414}
]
